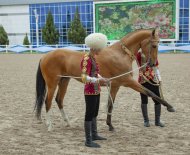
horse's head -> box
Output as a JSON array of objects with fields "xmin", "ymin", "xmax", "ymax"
[{"xmin": 140, "ymin": 28, "xmax": 160, "ymax": 67}]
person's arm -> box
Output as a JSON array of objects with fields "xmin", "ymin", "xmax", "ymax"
[
  {"xmin": 81, "ymin": 55, "xmax": 99, "ymax": 83},
  {"xmin": 154, "ymin": 59, "xmax": 161, "ymax": 81},
  {"xmin": 154, "ymin": 67, "xmax": 161, "ymax": 81},
  {"xmin": 82, "ymin": 75, "xmax": 99, "ymax": 83},
  {"xmin": 97, "ymin": 74, "xmax": 102, "ymax": 78}
]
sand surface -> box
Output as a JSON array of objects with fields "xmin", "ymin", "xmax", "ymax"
[{"xmin": 0, "ymin": 53, "xmax": 190, "ymax": 155}]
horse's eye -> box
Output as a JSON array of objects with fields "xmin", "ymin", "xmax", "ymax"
[{"xmin": 152, "ymin": 45, "xmax": 157, "ymax": 48}]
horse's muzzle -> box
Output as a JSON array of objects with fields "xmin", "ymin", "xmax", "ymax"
[{"xmin": 148, "ymin": 59, "xmax": 156, "ymax": 67}]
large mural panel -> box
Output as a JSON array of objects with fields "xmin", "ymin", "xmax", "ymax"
[{"xmin": 95, "ymin": 0, "xmax": 177, "ymax": 41}]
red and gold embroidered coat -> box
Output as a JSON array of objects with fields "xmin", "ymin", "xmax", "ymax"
[
  {"xmin": 81, "ymin": 53, "xmax": 101, "ymax": 95},
  {"xmin": 136, "ymin": 52, "xmax": 159, "ymax": 84}
]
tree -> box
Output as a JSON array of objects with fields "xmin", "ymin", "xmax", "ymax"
[
  {"xmin": 0, "ymin": 25, "xmax": 9, "ymax": 45},
  {"xmin": 68, "ymin": 7, "xmax": 87, "ymax": 44},
  {"xmin": 23, "ymin": 33, "xmax": 30, "ymax": 47},
  {"xmin": 42, "ymin": 11, "xmax": 59, "ymax": 45}
]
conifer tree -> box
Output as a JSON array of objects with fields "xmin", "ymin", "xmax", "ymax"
[
  {"xmin": 23, "ymin": 33, "xmax": 30, "ymax": 47},
  {"xmin": 42, "ymin": 11, "xmax": 59, "ymax": 45},
  {"xmin": 68, "ymin": 7, "xmax": 87, "ymax": 44},
  {"xmin": 0, "ymin": 25, "xmax": 9, "ymax": 45}
]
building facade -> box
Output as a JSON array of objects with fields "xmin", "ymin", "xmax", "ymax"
[
  {"xmin": 179, "ymin": 0, "xmax": 189, "ymax": 43},
  {"xmin": 29, "ymin": 1, "xmax": 93, "ymax": 45},
  {"xmin": 0, "ymin": 0, "xmax": 189, "ymax": 45}
]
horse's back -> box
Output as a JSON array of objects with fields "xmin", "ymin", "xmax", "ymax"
[
  {"xmin": 41, "ymin": 49, "xmax": 84, "ymax": 61},
  {"xmin": 40, "ymin": 49, "xmax": 84, "ymax": 80}
]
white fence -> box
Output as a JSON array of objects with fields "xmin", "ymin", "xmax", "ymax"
[
  {"xmin": 0, "ymin": 44, "xmax": 89, "ymax": 53},
  {"xmin": 0, "ymin": 43, "xmax": 190, "ymax": 53},
  {"xmin": 158, "ymin": 43, "xmax": 190, "ymax": 53}
]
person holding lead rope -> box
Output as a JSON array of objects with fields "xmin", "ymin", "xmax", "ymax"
[
  {"xmin": 81, "ymin": 33, "xmax": 109, "ymax": 148},
  {"xmin": 136, "ymin": 49, "xmax": 165, "ymax": 128}
]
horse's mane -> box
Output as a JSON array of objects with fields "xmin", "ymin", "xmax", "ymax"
[
  {"xmin": 109, "ymin": 28, "xmax": 154, "ymax": 48},
  {"xmin": 121, "ymin": 28, "xmax": 154, "ymax": 40}
]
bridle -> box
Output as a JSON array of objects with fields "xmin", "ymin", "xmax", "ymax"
[
  {"xmin": 140, "ymin": 37, "xmax": 159, "ymax": 67},
  {"xmin": 120, "ymin": 36, "xmax": 159, "ymax": 64},
  {"xmin": 120, "ymin": 41, "xmax": 135, "ymax": 60}
]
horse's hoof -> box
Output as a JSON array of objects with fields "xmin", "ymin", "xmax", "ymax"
[
  {"xmin": 109, "ymin": 126, "xmax": 115, "ymax": 132},
  {"xmin": 48, "ymin": 126, "xmax": 53, "ymax": 132},
  {"xmin": 167, "ymin": 107, "xmax": 175, "ymax": 112},
  {"xmin": 66, "ymin": 123, "xmax": 71, "ymax": 127},
  {"xmin": 47, "ymin": 122, "xmax": 53, "ymax": 131}
]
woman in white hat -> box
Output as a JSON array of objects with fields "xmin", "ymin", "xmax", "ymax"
[{"xmin": 81, "ymin": 33, "xmax": 108, "ymax": 148}]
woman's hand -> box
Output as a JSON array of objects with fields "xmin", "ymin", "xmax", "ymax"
[{"xmin": 99, "ymin": 78, "xmax": 110, "ymax": 86}]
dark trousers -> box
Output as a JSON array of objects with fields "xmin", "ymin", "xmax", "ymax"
[
  {"xmin": 84, "ymin": 94, "xmax": 100, "ymax": 121},
  {"xmin": 140, "ymin": 81, "xmax": 160, "ymax": 105}
]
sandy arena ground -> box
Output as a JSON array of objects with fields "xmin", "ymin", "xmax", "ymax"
[{"xmin": 0, "ymin": 53, "xmax": 190, "ymax": 155}]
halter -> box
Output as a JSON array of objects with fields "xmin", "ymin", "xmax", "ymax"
[
  {"xmin": 146, "ymin": 37, "xmax": 160, "ymax": 67},
  {"xmin": 120, "ymin": 41, "xmax": 135, "ymax": 60},
  {"xmin": 120, "ymin": 38, "xmax": 160, "ymax": 87},
  {"xmin": 138, "ymin": 38, "xmax": 160, "ymax": 86},
  {"xmin": 120, "ymin": 37, "xmax": 157, "ymax": 63}
]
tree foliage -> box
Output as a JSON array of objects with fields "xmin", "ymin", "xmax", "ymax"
[
  {"xmin": 23, "ymin": 33, "xmax": 30, "ymax": 47},
  {"xmin": 0, "ymin": 25, "xmax": 9, "ymax": 45},
  {"xmin": 68, "ymin": 7, "xmax": 87, "ymax": 44},
  {"xmin": 42, "ymin": 11, "xmax": 59, "ymax": 45}
]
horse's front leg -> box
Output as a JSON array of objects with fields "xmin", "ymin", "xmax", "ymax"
[
  {"xmin": 106, "ymin": 86, "xmax": 120, "ymax": 131},
  {"xmin": 125, "ymin": 78, "xmax": 175, "ymax": 112}
]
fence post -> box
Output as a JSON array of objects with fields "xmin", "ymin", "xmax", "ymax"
[
  {"xmin": 6, "ymin": 45, "xmax": 8, "ymax": 53},
  {"xmin": 30, "ymin": 45, "xmax": 32, "ymax": 54},
  {"xmin": 172, "ymin": 41, "xmax": 176, "ymax": 53},
  {"xmin": 174, "ymin": 43, "xmax": 176, "ymax": 53},
  {"xmin": 83, "ymin": 44, "xmax": 85, "ymax": 52}
]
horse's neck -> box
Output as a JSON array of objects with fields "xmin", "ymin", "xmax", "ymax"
[
  {"xmin": 121, "ymin": 30, "xmax": 151, "ymax": 55},
  {"xmin": 124, "ymin": 30, "xmax": 151, "ymax": 44}
]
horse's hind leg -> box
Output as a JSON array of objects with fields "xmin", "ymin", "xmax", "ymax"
[
  {"xmin": 55, "ymin": 78, "xmax": 71, "ymax": 127},
  {"xmin": 106, "ymin": 86, "xmax": 120, "ymax": 131},
  {"xmin": 45, "ymin": 81, "xmax": 58, "ymax": 131}
]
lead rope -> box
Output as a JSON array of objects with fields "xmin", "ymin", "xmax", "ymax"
[
  {"xmin": 57, "ymin": 63, "xmax": 148, "ymax": 80},
  {"xmin": 57, "ymin": 62, "xmax": 148, "ymax": 115},
  {"xmin": 135, "ymin": 39, "xmax": 160, "ymax": 86},
  {"xmin": 136, "ymin": 57, "xmax": 160, "ymax": 86},
  {"xmin": 106, "ymin": 82, "xmax": 114, "ymax": 115},
  {"xmin": 57, "ymin": 41, "xmax": 152, "ymax": 116}
]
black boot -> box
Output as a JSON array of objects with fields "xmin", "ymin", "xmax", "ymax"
[
  {"xmin": 141, "ymin": 104, "xmax": 150, "ymax": 127},
  {"xmin": 155, "ymin": 104, "xmax": 165, "ymax": 127},
  {"xmin": 92, "ymin": 118, "xmax": 107, "ymax": 141},
  {"xmin": 84, "ymin": 121, "xmax": 100, "ymax": 148}
]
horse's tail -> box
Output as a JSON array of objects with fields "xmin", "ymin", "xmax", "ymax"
[{"xmin": 34, "ymin": 60, "xmax": 46, "ymax": 119}]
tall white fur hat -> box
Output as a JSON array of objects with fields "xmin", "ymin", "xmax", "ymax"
[{"xmin": 85, "ymin": 33, "xmax": 108, "ymax": 50}]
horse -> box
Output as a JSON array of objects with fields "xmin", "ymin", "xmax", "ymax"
[{"xmin": 35, "ymin": 28, "xmax": 175, "ymax": 131}]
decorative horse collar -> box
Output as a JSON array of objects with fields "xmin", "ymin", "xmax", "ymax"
[{"xmin": 120, "ymin": 41, "xmax": 135, "ymax": 60}]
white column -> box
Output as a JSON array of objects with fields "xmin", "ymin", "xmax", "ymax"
[{"xmin": 34, "ymin": 9, "xmax": 39, "ymax": 47}]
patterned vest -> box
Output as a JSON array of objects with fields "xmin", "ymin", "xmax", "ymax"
[
  {"xmin": 136, "ymin": 52, "xmax": 159, "ymax": 84},
  {"xmin": 81, "ymin": 53, "xmax": 101, "ymax": 95}
]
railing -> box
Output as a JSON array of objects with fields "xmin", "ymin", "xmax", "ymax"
[
  {"xmin": 0, "ymin": 43, "xmax": 190, "ymax": 53},
  {"xmin": 158, "ymin": 43, "xmax": 190, "ymax": 53},
  {"xmin": 0, "ymin": 44, "xmax": 89, "ymax": 53}
]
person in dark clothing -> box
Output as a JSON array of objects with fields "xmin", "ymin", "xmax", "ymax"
[{"xmin": 136, "ymin": 50, "xmax": 165, "ymax": 127}]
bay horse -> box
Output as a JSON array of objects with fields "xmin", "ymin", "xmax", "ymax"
[{"xmin": 35, "ymin": 28, "xmax": 175, "ymax": 131}]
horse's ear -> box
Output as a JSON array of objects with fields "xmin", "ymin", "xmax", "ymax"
[
  {"xmin": 152, "ymin": 29, "xmax": 155, "ymax": 36},
  {"xmin": 152, "ymin": 27, "xmax": 159, "ymax": 37}
]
